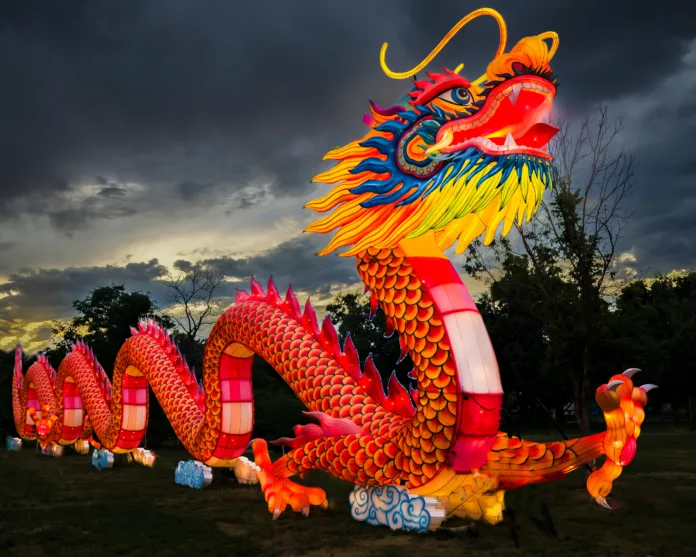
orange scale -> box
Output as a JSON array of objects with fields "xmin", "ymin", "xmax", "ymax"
[
  {"xmin": 419, "ymin": 437, "xmax": 434, "ymax": 452},
  {"xmin": 424, "ymin": 366, "xmax": 441, "ymax": 383},
  {"xmin": 396, "ymin": 266, "xmax": 412, "ymax": 277},
  {"xmin": 393, "ymin": 288, "xmax": 408, "ymax": 304},
  {"xmin": 411, "ymin": 450, "xmax": 424, "ymax": 466},
  {"xmin": 422, "ymin": 463, "xmax": 439, "ymax": 479},
  {"xmin": 339, "ymin": 384, "xmax": 353, "ymax": 395},
  {"xmin": 438, "ymin": 409, "xmax": 457, "ymax": 427},
  {"xmin": 355, "ymin": 449, "xmax": 367, "ymax": 466},
  {"xmin": 364, "ymin": 458, "xmax": 377, "ymax": 475}
]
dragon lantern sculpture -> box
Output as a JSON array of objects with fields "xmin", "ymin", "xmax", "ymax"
[{"xmin": 12, "ymin": 8, "xmax": 654, "ymax": 532}]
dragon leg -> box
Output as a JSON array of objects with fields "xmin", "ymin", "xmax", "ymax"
[{"xmin": 252, "ymin": 439, "xmax": 328, "ymax": 518}]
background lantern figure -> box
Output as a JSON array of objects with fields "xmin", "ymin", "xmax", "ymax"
[{"xmin": 9, "ymin": 7, "xmax": 655, "ymax": 532}]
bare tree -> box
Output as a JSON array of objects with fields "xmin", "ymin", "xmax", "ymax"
[
  {"xmin": 465, "ymin": 105, "xmax": 636, "ymax": 435},
  {"xmin": 160, "ymin": 261, "xmax": 227, "ymax": 341}
]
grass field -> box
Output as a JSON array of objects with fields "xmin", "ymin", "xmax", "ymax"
[{"xmin": 1, "ymin": 427, "xmax": 695, "ymax": 557}]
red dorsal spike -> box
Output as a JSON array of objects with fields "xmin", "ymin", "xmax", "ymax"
[
  {"xmin": 409, "ymin": 385, "xmax": 419, "ymax": 405},
  {"xmin": 301, "ymin": 298, "xmax": 319, "ymax": 335},
  {"xmin": 362, "ymin": 355, "xmax": 386, "ymax": 403},
  {"xmin": 340, "ymin": 333, "xmax": 361, "ymax": 378},
  {"xmin": 266, "ymin": 277, "xmax": 282, "ymax": 305},
  {"xmin": 249, "ymin": 276, "xmax": 264, "ymax": 297},
  {"xmin": 282, "ymin": 285, "xmax": 302, "ymax": 319},
  {"xmin": 425, "ymin": 71, "xmax": 439, "ymax": 81},
  {"xmin": 386, "ymin": 372, "xmax": 415, "ymax": 417},
  {"xmin": 407, "ymin": 367, "xmax": 418, "ymax": 380},
  {"xmin": 319, "ymin": 315, "xmax": 340, "ymax": 353},
  {"xmin": 234, "ymin": 289, "xmax": 249, "ymax": 304},
  {"xmin": 398, "ymin": 336, "xmax": 409, "ymax": 363},
  {"xmin": 384, "ymin": 319, "xmax": 395, "ymax": 338},
  {"xmin": 369, "ymin": 295, "xmax": 378, "ymax": 321}
]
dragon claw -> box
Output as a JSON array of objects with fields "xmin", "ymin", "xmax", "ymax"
[
  {"xmin": 622, "ymin": 368, "xmax": 641, "ymax": 378},
  {"xmin": 252, "ymin": 439, "xmax": 328, "ymax": 520},
  {"xmin": 595, "ymin": 496, "xmax": 613, "ymax": 510},
  {"xmin": 640, "ymin": 383, "xmax": 658, "ymax": 392},
  {"xmin": 606, "ymin": 380, "xmax": 624, "ymax": 391}
]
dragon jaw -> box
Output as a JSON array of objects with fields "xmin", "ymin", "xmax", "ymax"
[{"xmin": 307, "ymin": 32, "xmax": 560, "ymax": 257}]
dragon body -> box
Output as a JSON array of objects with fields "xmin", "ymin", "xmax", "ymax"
[{"xmin": 12, "ymin": 8, "xmax": 654, "ymax": 530}]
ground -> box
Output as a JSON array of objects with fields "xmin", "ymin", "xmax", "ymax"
[{"xmin": 1, "ymin": 427, "xmax": 694, "ymax": 557}]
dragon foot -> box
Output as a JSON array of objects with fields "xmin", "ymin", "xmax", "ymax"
[
  {"xmin": 588, "ymin": 369, "xmax": 656, "ymax": 507},
  {"xmin": 252, "ymin": 439, "xmax": 327, "ymax": 519},
  {"xmin": 231, "ymin": 456, "xmax": 260, "ymax": 485}
]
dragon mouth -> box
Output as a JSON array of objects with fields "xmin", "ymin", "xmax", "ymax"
[{"xmin": 430, "ymin": 75, "xmax": 559, "ymax": 160}]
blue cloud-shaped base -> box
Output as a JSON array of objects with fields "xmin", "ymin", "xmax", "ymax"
[
  {"xmin": 349, "ymin": 484, "xmax": 431, "ymax": 533},
  {"xmin": 91, "ymin": 448, "xmax": 114, "ymax": 470},
  {"xmin": 175, "ymin": 460, "xmax": 213, "ymax": 489},
  {"xmin": 5, "ymin": 436, "xmax": 22, "ymax": 451}
]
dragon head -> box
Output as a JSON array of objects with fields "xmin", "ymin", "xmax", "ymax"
[{"xmin": 307, "ymin": 8, "xmax": 559, "ymax": 256}]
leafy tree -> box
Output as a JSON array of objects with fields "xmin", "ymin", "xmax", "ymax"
[{"xmin": 46, "ymin": 285, "xmax": 175, "ymax": 371}]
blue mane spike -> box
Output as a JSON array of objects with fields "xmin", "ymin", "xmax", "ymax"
[
  {"xmin": 398, "ymin": 111, "xmax": 420, "ymax": 123},
  {"xmin": 360, "ymin": 183, "xmax": 417, "ymax": 207},
  {"xmin": 351, "ymin": 158, "xmax": 391, "ymax": 175},
  {"xmin": 375, "ymin": 121, "xmax": 407, "ymax": 135},
  {"xmin": 350, "ymin": 178, "xmax": 399, "ymax": 195},
  {"xmin": 360, "ymin": 137, "xmax": 394, "ymax": 154}
]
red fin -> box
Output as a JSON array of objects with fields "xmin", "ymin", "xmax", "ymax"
[
  {"xmin": 282, "ymin": 285, "xmax": 302, "ymax": 319},
  {"xmin": 265, "ymin": 277, "xmax": 282, "ymax": 305},
  {"xmin": 360, "ymin": 355, "xmax": 386, "ymax": 405},
  {"xmin": 385, "ymin": 372, "xmax": 415, "ymax": 417},
  {"xmin": 369, "ymin": 295, "xmax": 378, "ymax": 321},
  {"xmin": 301, "ymin": 298, "xmax": 319, "ymax": 336},
  {"xmin": 339, "ymin": 333, "xmax": 361, "ymax": 379},
  {"xmin": 398, "ymin": 336, "xmax": 409, "ymax": 363},
  {"xmin": 319, "ymin": 316, "xmax": 340, "ymax": 355},
  {"xmin": 235, "ymin": 289, "xmax": 250, "ymax": 304},
  {"xmin": 409, "ymin": 385, "xmax": 419, "ymax": 405},
  {"xmin": 249, "ymin": 276, "xmax": 264, "ymax": 297},
  {"xmin": 384, "ymin": 319, "xmax": 395, "ymax": 338}
]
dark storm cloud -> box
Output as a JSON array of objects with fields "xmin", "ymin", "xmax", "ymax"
[
  {"xmin": 202, "ymin": 234, "xmax": 359, "ymax": 296},
  {"xmin": 0, "ymin": 0, "xmax": 695, "ymax": 274},
  {"xmin": 0, "ymin": 259, "xmax": 168, "ymax": 322},
  {"xmin": 0, "ymin": 235, "xmax": 359, "ymax": 324},
  {"xmin": 0, "ymin": 0, "xmax": 408, "ymax": 215}
]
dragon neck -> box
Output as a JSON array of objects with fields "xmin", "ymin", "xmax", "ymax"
[{"xmin": 358, "ymin": 231, "xmax": 504, "ymax": 478}]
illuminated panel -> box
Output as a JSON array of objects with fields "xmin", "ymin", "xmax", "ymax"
[
  {"xmin": 443, "ymin": 310, "xmax": 503, "ymax": 394},
  {"xmin": 213, "ymin": 346, "xmax": 254, "ymax": 460},
  {"xmin": 116, "ymin": 369, "xmax": 147, "ymax": 451},
  {"xmin": 61, "ymin": 377, "xmax": 83, "ymax": 442}
]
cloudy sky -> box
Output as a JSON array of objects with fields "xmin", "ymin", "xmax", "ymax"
[{"xmin": 0, "ymin": 0, "xmax": 694, "ymax": 352}]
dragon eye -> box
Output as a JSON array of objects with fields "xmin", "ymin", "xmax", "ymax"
[{"xmin": 437, "ymin": 87, "xmax": 472, "ymax": 105}]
